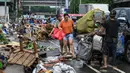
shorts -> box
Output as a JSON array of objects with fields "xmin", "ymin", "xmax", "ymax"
[
  {"xmin": 102, "ymin": 39, "xmax": 118, "ymax": 66},
  {"xmin": 63, "ymin": 33, "xmax": 73, "ymax": 41},
  {"xmin": 102, "ymin": 38, "xmax": 117, "ymax": 56}
]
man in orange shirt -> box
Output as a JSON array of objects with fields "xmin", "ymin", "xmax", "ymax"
[{"xmin": 59, "ymin": 14, "xmax": 75, "ymax": 58}]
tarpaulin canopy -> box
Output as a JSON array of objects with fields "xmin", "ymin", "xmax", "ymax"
[{"xmin": 60, "ymin": 14, "xmax": 84, "ymax": 17}]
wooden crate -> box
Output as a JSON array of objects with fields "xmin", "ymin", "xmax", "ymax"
[{"xmin": 8, "ymin": 52, "xmax": 37, "ymax": 67}]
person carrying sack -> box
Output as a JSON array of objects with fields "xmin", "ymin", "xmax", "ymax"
[
  {"xmin": 49, "ymin": 14, "xmax": 64, "ymax": 55},
  {"xmin": 101, "ymin": 10, "xmax": 120, "ymax": 69}
]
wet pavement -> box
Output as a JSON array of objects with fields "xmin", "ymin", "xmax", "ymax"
[
  {"xmin": 2, "ymin": 36, "xmax": 130, "ymax": 73},
  {"xmin": 5, "ymin": 65, "xmax": 24, "ymax": 73},
  {"xmin": 43, "ymin": 39, "xmax": 130, "ymax": 73}
]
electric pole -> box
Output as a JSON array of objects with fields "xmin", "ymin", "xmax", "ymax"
[{"xmin": 5, "ymin": 0, "xmax": 7, "ymax": 23}]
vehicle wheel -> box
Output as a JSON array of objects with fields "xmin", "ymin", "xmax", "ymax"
[{"xmin": 126, "ymin": 41, "xmax": 130, "ymax": 63}]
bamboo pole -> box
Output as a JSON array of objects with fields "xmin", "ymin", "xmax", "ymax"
[
  {"xmin": 19, "ymin": 38, "xmax": 24, "ymax": 51},
  {"xmin": 33, "ymin": 41, "xmax": 37, "ymax": 54},
  {"xmin": 33, "ymin": 40, "xmax": 38, "ymax": 58}
]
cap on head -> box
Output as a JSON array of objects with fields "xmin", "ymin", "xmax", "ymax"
[{"xmin": 110, "ymin": 10, "xmax": 116, "ymax": 18}]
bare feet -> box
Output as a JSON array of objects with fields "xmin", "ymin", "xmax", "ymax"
[
  {"xmin": 100, "ymin": 66, "xmax": 108, "ymax": 69},
  {"xmin": 72, "ymin": 53, "xmax": 76, "ymax": 59}
]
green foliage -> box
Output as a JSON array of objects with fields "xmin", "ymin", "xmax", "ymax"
[
  {"xmin": 82, "ymin": 0, "xmax": 113, "ymax": 4},
  {"xmin": 0, "ymin": 33, "xmax": 9, "ymax": 44},
  {"xmin": 18, "ymin": 8, "xmax": 23, "ymax": 18},
  {"xmin": 0, "ymin": 33, "xmax": 6, "ymax": 42},
  {"xmin": 25, "ymin": 42, "xmax": 41, "ymax": 50},
  {"xmin": 70, "ymin": 0, "xmax": 80, "ymax": 13},
  {"xmin": 31, "ymin": 6, "xmax": 56, "ymax": 13}
]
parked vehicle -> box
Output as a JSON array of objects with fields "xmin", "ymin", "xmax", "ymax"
[
  {"xmin": 0, "ymin": 6, "xmax": 9, "ymax": 23},
  {"xmin": 79, "ymin": 4, "xmax": 110, "ymax": 15},
  {"xmin": 113, "ymin": 7, "xmax": 130, "ymax": 63}
]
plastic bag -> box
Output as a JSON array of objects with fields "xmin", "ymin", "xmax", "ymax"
[
  {"xmin": 93, "ymin": 35, "xmax": 103, "ymax": 51},
  {"xmin": 2, "ymin": 28, "xmax": 8, "ymax": 34},
  {"xmin": 73, "ymin": 60, "xmax": 84, "ymax": 68},
  {"xmin": 53, "ymin": 63, "xmax": 76, "ymax": 73},
  {"xmin": 77, "ymin": 37, "xmax": 92, "ymax": 61},
  {"xmin": 32, "ymin": 64, "xmax": 47, "ymax": 73},
  {"xmin": 44, "ymin": 56, "xmax": 59, "ymax": 63},
  {"xmin": 52, "ymin": 28, "xmax": 60, "ymax": 38},
  {"xmin": 116, "ymin": 33, "xmax": 124, "ymax": 55},
  {"xmin": 52, "ymin": 28, "xmax": 65, "ymax": 40},
  {"xmin": 76, "ymin": 9, "xmax": 105, "ymax": 33}
]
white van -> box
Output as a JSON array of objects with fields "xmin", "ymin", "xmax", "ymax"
[{"xmin": 79, "ymin": 4, "xmax": 110, "ymax": 15}]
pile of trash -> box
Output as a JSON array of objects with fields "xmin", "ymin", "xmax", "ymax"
[
  {"xmin": 33, "ymin": 56, "xmax": 77, "ymax": 73},
  {"xmin": 25, "ymin": 42, "xmax": 56, "ymax": 51},
  {"xmin": 24, "ymin": 24, "xmax": 54, "ymax": 40},
  {"xmin": 24, "ymin": 42, "xmax": 41, "ymax": 50},
  {"xmin": 44, "ymin": 24, "xmax": 54, "ymax": 34},
  {"xmin": 40, "ymin": 46, "xmax": 57, "ymax": 51},
  {"xmin": 0, "ymin": 34, "xmax": 8, "ymax": 44},
  {"xmin": 53, "ymin": 63, "xmax": 76, "ymax": 73},
  {"xmin": 0, "ymin": 32, "xmax": 10, "ymax": 44}
]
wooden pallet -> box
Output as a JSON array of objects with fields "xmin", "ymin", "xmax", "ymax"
[
  {"xmin": 0, "ymin": 42, "xmax": 20, "ymax": 48},
  {"xmin": 0, "ymin": 45, "xmax": 6, "ymax": 48},
  {"xmin": 8, "ymin": 52, "xmax": 37, "ymax": 67},
  {"xmin": 7, "ymin": 40, "xmax": 38, "ymax": 67}
]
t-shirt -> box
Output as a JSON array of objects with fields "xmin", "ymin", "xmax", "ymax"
[
  {"xmin": 54, "ymin": 20, "xmax": 60, "ymax": 28},
  {"xmin": 29, "ymin": 19, "xmax": 34, "ymax": 24},
  {"xmin": 103, "ymin": 19, "xmax": 119, "ymax": 38},
  {"xmin": 54, "ymin": 19, "xmax": 63, "ymax": 28},
  {"xmin": 59, "ymin": 19, "xmax": 74, "ymax": 34}
]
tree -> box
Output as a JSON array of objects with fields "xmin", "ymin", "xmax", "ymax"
[
  {"xmin": 82, "ymin": 0, "xmax": 113, "ymax": 4},
  {"xmin": 31, "ymin": 6, "xmax": 56, "ymax": 13},
  {"xmin": 70, "ymin": 0, "xmax": 80, "ymax": 13}
]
